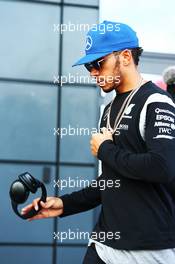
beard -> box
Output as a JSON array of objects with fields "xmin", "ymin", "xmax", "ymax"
[
  {"xmin": 97, "ymin": 55, "xmax": 123, "ymax": 93},
  {"xmin": 101, "ymin": 85, "xmax": 115, "ymax": 93},
  {"xmin": 97, "ymin": 72, "xmax": 122, "ymax": 93},
  {"xmin": 112, "ymin": 61, "xmax": 123, "ymax": 92}
]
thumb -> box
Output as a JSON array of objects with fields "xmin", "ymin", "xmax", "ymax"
[
  {"xmin": 101, "ymin": 127, "xmax": 107, "ymax": 133},
  {"xmin": 40, "ymin": 200, "xmax": 55, "ymax": 209},
  {"xmin": 101, "ymin": 127, "xmax": 112, "ymax": 135}
]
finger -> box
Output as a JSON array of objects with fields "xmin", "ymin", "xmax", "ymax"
[
  {"xmin": 90, "ymin": 146, "xmax": 94, "ymax": 152},
  {"xmin": 91, "ymin": 149, "xmax": 97, "ymax": 156},
  {"xmin": 27, "ymin": 209, "xmax": 49, "ymax": 221},
  {"xmin": 101, "ymin": 127, "xmax": 111, "ymax": 135},
  {"xmin": 40, "ymin": 199, "xmax": 55, "ymax": 209},
  {"xmin": 33, "ymin": 199, "xmax": 40, "ymax": 211},
  {"xmin": 91, "ymin": 133, "xmax": 98, "ymax": 138},
  {"xmin": 27, "ymin": 213, "xmax": 46, "ymax": 221},
  {"xmin": 27, "ymin": 209, "xmax": 63, "ymax": 221},
  {"xmin": 21, "ymin": 198, "xmax": 40, "ymax": 213},
  {"xmin": 21, "ymin": 204, "xmax": 33, "ymax": 214},
  {"xmin": 101, "ymin": 127, "xmax": 107, "ymax": 133},
  {"xmin": 21, "ymin": 197, "xmax": 53, "ymax": 214}
]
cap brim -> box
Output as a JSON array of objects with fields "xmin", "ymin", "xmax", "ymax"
[{"xmin": 72, "ymin": 52, "xmax": 112, "ymax": 67}]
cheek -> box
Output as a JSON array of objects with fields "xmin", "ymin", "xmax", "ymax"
[
  {"xmin": 114, "ymin": 68, "xmax": 122, "ymax": 84},
  {"xmin": 99, "ymin": 71, "xmax": 116, "ymax": 85}
]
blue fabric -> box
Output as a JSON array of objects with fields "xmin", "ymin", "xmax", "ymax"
[{"xmin": 72, "ymin": 20, "xmax": 139, "ymax": 66}]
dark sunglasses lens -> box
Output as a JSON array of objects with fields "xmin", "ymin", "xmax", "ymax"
[
  {"xmin": 84, "ymin": 61, "xmax": 100, "ymax": 72},
  {"xmin": 93, "ymin": 61, "xmax": 100, "ymax": 70},
  {"xmin": 84, "ymin": 63, "xmax": 92, "ymax": 72}
]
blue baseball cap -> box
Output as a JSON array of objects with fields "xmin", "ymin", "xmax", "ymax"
[{"xmin": 72, "ymin": 20, "xmax": 139, "ymax": 67}]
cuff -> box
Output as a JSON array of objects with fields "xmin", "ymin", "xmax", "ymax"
[
  {"xmin": 97, "ymin": 139, "xmax": 114, "ymax": 161},
  {"xmin": 59, "ymin": 194, "xmax": 72, "ymax": 218}
]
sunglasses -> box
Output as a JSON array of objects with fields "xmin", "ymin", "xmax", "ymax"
[
  {"xmin": 84, "ymin": 58, "xmax": 105, "ymax": 72},
  {"xmin": 84, "ymin": 51, "xmax": 121, "ymax": 72}
]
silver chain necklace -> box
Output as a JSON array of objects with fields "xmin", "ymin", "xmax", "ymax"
[{"xmin": 106, "ymin": 77, "xmax": 144, "ymax": 135}]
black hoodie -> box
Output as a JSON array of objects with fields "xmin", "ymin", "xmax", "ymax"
[{"xmin": 60, "ymin": 81, "xmax": 175, "ymax": 250}]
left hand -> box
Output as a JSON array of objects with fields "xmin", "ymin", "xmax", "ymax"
[{"xmin": 90, "ymin": 127, "xmax": 113, "ymax": 157}]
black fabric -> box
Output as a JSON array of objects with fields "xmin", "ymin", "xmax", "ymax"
[
  {"xmin": 60, "ymin": 81, "xmax": 175, "ymax": 250},
  {"xmin": 83, "ymin": 243, "xmax": 105, "ymax": 264}
]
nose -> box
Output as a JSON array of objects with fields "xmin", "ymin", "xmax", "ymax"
[{"xmin": 90, "ymin": 68, "xmax": 99, "ymax": 77}]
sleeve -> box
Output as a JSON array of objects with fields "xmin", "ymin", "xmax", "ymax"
[
  {"xmin": 58, "ymin": 103, "xmax": 111, "ymax": 218},
  {"xmin": 97, "ymin": 99, "xmax": 175, "ymax": 183},
  {"xmin": 59, "ymin": 174, "xmax": 102, "ymax": 217}
]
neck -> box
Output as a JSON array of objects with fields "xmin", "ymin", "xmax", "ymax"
[{"xmin": 116, "ymin": 68, "xmax": 144, "ymax": 94}]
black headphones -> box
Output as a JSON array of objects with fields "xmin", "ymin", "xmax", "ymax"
[{"xmin": 9, "ymin": 172, "xmax": 47, "ymax": 220}]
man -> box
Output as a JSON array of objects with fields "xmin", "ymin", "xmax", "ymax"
[
  {"xmin": 22, "ymin": 21, "xmax": 175, "ymax": 263},
  {"xmin": 163, "ymin": 65, "xmax": 175, "ymax": 101}
]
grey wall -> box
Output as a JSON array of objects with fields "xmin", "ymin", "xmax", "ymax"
[{"xmin": 0, "ymin": 0, "xmax": 99, "ymax": 263}]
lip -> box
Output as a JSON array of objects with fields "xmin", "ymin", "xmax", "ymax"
[
  {"xmin": 97, "ymin": 83, "xmax": 106, "ymax": 88},
  {"xmin": 96, "ymin": 80, "xmax": 105, "ymax": 84},
  {"xmin": 93, "ymin": 77, "xmax": 106, "ymax": 86}
]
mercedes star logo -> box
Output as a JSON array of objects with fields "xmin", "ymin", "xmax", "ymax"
[{"xmin": 85, "ymin": 35, "xmax": 93, "ymax": 51}]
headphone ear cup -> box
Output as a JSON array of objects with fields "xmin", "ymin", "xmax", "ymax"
[
  {"xmin": 10, "ymin": 180, "xmax": 29, "ymax": 204},
  {"xmin": 19, "ymin": 172, "xmax": 39, "ymax": 193}
]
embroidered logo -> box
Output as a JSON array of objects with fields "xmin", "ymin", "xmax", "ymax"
[
  {"xmin": 125, "ymin": 104, "xmax": 135, "ymax": 115},
  {"xmin": 85, "ymin": 35, "xmax": 93, "ymax": 51},
  {"xmin": 123, "ymin": 104, "xmax": 135, "ymax": 119}
]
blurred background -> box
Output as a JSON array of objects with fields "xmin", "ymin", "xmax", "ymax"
[{"xmin": 0, "ymin": 0, "xmax": 174, "ymax": 263}]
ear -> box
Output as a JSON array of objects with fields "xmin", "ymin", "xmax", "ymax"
[{"xmin": 121, "ymin": 49, "xmax": 132, "ymax": 66}]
